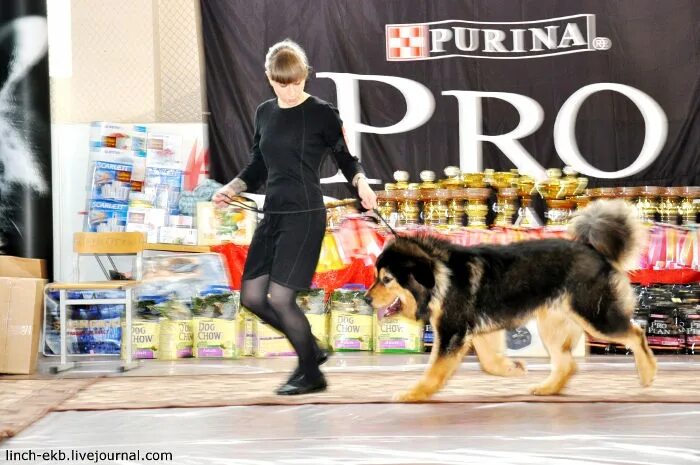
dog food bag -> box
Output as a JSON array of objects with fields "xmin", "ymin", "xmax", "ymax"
[
  {"xmin": 297, "ymin": 288, "xmax": 329, "ymax": 349},
  {"xmin": 190, "ymin": 288, "xmax": 241, "ymax": 358},
  {"xmin": 255, "ymin": 318, "xmax": 295, "ymax": 357},
  {"xmin": 237, "ymin": 309, "xmax": 257, "ymax": 356},
  {"xmin": 121, "ymin": 320, "xmax": 160, "ymax": 360},
  {"xmin": 423, "ymin": 323, "xmax": 434, "ymax": 352},
  {"xmin": 192, "ymin": 287, "xmax": 240, "ymax": 319},
  {"xmin": 329, "ymin": 288, "xmax": 373, "ymax": 351},
  {"xmin": 374, "ymin": 314, "xmax": 424, "ymax": 353},
  {"xmin": 684, "ymin": 306, "xmax": 700, "ymax": 354},
  {"xmin": 192, "ymin": 317, "xmax": 239, "ymax": 358},
  {"xmin": 647, "ymin": 302, "xmax": 685, "ymax": 353},
  {"xmin": 159, "ymin": 319, "xmax": 194, "ymax": 360},
  {"xmin": 150, "ymin": 297, "xmax": 194, "ymax": 360},
  {"xmin": 121, "ymin": 295, "xmax": 165, "ymax": 360}
]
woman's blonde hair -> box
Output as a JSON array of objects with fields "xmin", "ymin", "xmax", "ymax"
[{"xmin": 265, "ymin": 39, "xmax": 310, "ymax": 84}]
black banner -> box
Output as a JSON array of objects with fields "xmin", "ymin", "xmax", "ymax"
[
  {"xmin": 201, "ymin": 0, "xmax": 700, "ymax": 195},
  {"xmin": 0, "ymin": 0, "xmax": 53, "ymax": 272}
]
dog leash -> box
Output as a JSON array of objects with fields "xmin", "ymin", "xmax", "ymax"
[
  {"xmin": 220, "ymin": 192, "xmax": 399, "ymax": 236},
  {"xmin": 371, "ymin": 208, "xmax": 398, "ymax": 237},
  {"xmin": 219, "ymin": 192, "xmax": 339, "ymax": 214}
]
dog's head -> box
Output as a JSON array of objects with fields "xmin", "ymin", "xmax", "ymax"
[{"xmin": 365, "ymin": 236, "xmax": 437, "ymax": 322}]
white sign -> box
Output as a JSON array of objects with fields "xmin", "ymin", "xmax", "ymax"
[{"xmin": 318, "ymin": 73, "xmax": 668, "ymax": 181}]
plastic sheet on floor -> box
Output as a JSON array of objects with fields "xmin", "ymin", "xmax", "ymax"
[{"xmin": 3, "ymin": 402, "xmax": 699, "ymax": 465}]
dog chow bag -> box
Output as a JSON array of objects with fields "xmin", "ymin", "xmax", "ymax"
[
  {"xmin": 374, "ymin": 314, "xmax": 423, "ymax": 353},
  {"xmin": 329, "ymin": 288, "xmax": 373, "ymax": 351}
]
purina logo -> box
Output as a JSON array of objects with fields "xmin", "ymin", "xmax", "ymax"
[{"xmin": 386, "ymin": 14, "xmax": 611, "ymax": 61}]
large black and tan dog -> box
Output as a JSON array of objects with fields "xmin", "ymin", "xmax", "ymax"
[{"xmin": 366, "ymin": 199, "xmax": 657, "ymax": 402}]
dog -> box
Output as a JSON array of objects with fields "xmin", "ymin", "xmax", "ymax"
[{"xmin": 365, "ymin": 199, "xmax": 657, "ymax": 402}]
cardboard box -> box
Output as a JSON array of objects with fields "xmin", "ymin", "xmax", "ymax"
[
  {"xmin": 0, "ymin": 255, "xmax": 47, "ymax": 279},
  {"xmin": 0, "ymin": 256, "xmax": 48, "ymax": 374}
]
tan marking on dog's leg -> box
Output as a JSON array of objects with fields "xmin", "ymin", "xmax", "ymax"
[
  {"xmin": 531, "ymin": 307, "xmax": 582, "ymax": 395},
  {"xmin": 394, "ymin": 335, "xmax": 472, "ymax": 402},
  {"xmin": 569, "ymin": 313, "xmax": 657, "ymax": 387},
  {"xmin": 473, "ymin": 330, "xmax": 527, "ymax": 377}
]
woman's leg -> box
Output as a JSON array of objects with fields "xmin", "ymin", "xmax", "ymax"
[
  {"xmin": 239, "ymin": 274, "xmax": 285, "ymax": 333},
  {"xmin": 240, "ymin": 274, "xmax": 324, "ymax": 365},
  {"xmin": 267, "ymin": 281, "xmax": 322, "ymax": 380}
]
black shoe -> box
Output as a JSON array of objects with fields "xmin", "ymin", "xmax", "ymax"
[
  {"xmin": 285, "ymin": 350, "xmax": 330, "ymax": 384},
  {"xmin": 276, "ymin": 373, "xmax": 327, "ymax": 396},
  {"xmin": 317, "ymin": 349, "xmax": 330, "ymax": 365}
]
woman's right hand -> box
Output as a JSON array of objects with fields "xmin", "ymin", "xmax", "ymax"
[
  {"xmin": 212, "ymin": 178, "xmax": 248, "ymax": 208},
  {"xmin": 212, "ymin": 184, "xmax": 239, "ymax": 208}
]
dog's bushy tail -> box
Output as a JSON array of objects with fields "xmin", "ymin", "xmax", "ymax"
[{"xmin": 569, "ymin": 199, "xmax": 644, "ymax": 270}]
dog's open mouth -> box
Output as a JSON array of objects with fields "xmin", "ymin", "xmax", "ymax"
[{"xmin": 378, "ymin": 297, "xmax": 402, "ymax": 319}]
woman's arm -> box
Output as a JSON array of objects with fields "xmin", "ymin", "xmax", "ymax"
[
  {"xmin": 213, "ymin": 106, "xmax": 267, "ymax": 207},
  {"xmin": 323, "ymin": 105, "xmax": 377, "ymax": 210},
  {"xmin": 235, "ymin": 107, "xmax": 267, "ymax": 192}
]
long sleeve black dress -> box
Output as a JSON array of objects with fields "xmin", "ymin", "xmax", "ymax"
[{"xmin": 237, "ymin": 95, "xmax": 365, "ymax": 290}]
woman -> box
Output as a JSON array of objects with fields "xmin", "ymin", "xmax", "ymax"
[{"xmin": 213, "ymin": 39, "xmax": 377, "ymax": 395}]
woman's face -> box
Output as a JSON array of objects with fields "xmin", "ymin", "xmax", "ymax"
[{"xmin": 268, "ymin": 78, "xmax": 306, "ymax": 107}]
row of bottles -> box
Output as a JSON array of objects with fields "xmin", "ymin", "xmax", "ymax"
[{"xmin": 375, "ymin": 166, "xmax": 700, "ymax": 228}]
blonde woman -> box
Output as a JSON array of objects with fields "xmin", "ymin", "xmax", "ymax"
[{"xmin": 214, "ymin": 39, "xmax": 377, "ymax": 395}]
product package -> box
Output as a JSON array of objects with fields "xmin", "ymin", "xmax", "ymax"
[
  {"xmin": 90, "ymin": 161, "xmax": 133, "ymax": 202},
  {"xmin": 191, "ymin": 287, "xmax": 241, "ymax": 358},
  {"xmin": 87, "ymin": 200, "xmax": 129, "ymax": 232},
  {"xmin": 329, "ymin": 287, "xmax": 373, "ymax": 351},
  {"xmin": 125, "ymin": 207, "xmax": 167, "ymax": 243},
  {"xmin": 158, "ymin": 226, "xmax": 198, "ymax": 245},
  {"xmin": 42, "ymin": 290, "xmax": 123, "ymax": 356},
  {"xmin": 144, "ymin": 167, "xmax": 184, "ymax": 215},
  {"xmin": 297, "ymin": 288, "xmax": 329, "ymax": 349},
  {"xmin": 197, "ymin": 201, "xmax": 258, "ymax": 246},
  {"xmin": 374, "ymin": 314, "xmax": 424, "ymax": 353},
  {"xmin": 146, "ymin": 132, "xmax": 183, "ymax": 168}
]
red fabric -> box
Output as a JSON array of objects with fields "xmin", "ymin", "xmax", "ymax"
[
  {"xmin": 212, "ymin": 242, "xmax": 375, "ymax": 293},
  {"xmin": 312, "ymin": 258, "xmax": 375, "ymax": 298},
  {"xmin": 628, "ymin": 269, "xmax": 700, "ymax": 286},
  {"xmin": 211, "ymin": 243, "xmax": 249, "ymax": 289}
]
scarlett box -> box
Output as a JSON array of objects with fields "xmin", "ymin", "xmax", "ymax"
[{"xmin": 0, "ymin": 256, "xmax": 48, "ymax": 374}]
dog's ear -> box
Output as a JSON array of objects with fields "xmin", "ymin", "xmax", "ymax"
[{"xmin": 407, "ymin": 257, "xmax": 435, "ymax": 289}]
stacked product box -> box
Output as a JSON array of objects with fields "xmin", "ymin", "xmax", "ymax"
[
  {"xmin": 86, "ymin": 122, "xmax": 197, "ymax": 243},
  {"xmin": 86, "ymin": 123, "xmax": 147, "ymax": 233}
]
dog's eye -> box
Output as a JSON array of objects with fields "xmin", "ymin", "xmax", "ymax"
[{"xmin": 382, "ymin": 276, "xmax": 393, "ymax": 285}]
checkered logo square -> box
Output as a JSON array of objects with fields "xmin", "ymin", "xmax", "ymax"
[{"xmin": 386, "ymin": 24, "xmax": 429, "ymax": 61}]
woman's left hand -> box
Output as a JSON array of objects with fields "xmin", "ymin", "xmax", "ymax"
[{"xmin": 357, "ymin": 177, "xmax": 378, "ymax": 210}]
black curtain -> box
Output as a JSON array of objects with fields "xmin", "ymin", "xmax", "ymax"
[{"xmin": 201, "ymin": 0, "xmax": 700, "ymax": 195}]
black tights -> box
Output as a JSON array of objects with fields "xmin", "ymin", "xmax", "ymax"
[{"xmin": 240, "ymin": 275, "xmax": 321, "ymax": 379}]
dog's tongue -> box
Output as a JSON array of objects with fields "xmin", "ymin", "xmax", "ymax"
[{"xmin": 377, "ymin": 298, "xmax": 400, "ymax": 320}]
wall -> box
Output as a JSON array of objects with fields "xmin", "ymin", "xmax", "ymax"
[{"xmin": 48, "ymin": 0, "xmax": 207, "ymax": 279}]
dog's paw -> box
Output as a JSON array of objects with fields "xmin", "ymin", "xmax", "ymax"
[
  {"xmin": 392, "ymin": 389, "xmax": 430, "ymax": 403},
  {"xmin": 639, "ymin": 371, "xmax": 656, "ymax": 387},
  {"xmin": 505, "ymin": 359, "xmax": 528, "ymax": 377},
  {"xmin": 483, "ymin": 358, "xmax": 528, "ymax": 377},
  {"xmin": 529, "ymin": 383, "xmax": 563, "ymax": 396}
]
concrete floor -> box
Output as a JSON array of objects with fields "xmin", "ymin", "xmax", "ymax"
[{"xmin": 3, "ymin": 355, "xmax": 700, "ymax": 464}]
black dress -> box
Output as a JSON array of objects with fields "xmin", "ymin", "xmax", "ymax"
[{"xmin": 237, "ymin": 96, "xmax": 365, "ymax": 290}]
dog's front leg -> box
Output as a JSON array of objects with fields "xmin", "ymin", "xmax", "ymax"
[
  {"xmin": 394, "ymin": 333, "xmax": 472, "ymax": 403},
  {"xmin": 473, "ymin": 330, "xmax": 527, "ymax": 377}
]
